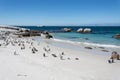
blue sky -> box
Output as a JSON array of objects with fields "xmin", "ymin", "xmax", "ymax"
[{"xmin": 0, "ymin": 0, "xmax": 120, "ymax": 26}]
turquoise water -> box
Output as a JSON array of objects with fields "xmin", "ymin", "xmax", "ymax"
[
  {"xmin": 17, "ymin": 26, "xmax": 120, "ymax": 47},
  {"xmin": 52, "ymin": 32, "xmax": 120, "ymax": 47}
]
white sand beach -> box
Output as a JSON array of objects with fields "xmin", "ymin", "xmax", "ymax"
[{"xmin": 0, "ymin": 27, "xmax": 120, "ymax": 80}]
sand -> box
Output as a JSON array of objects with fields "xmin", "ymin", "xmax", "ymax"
[{"xmin": 0, "ymin": 28, "xmax": 120, "ymax": 80}]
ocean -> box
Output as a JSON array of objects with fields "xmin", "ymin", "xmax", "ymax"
[{"xmin": 17, "ymin": 26, "xmax": 120, "ymax": 48}]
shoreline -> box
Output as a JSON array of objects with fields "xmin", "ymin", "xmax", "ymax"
[
  {"xmin": 52, "ymin": 34, "xmax": 120, "ymax": 48},
  {"xmin": 34, "ymin": 36, "xmax": 120, "ymax": 56},
  {"xmin": 0, "ymin": 27, "xmax": 120, "ymax": 80}
]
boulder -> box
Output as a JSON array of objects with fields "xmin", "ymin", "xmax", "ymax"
[
  {"xmin": 45, "ymin": 34, "xmax": 53, "ymax": 39},
  {"xmin": 83, "ymin": 28, "xmax": 92, "ymax": 33},
  {"xmin": 43, "ymin": 31, "xmax": 53, "ymax": 39},
  {"xmin": 43, "ymin": 31, "xmax": 49, "ymax": 34},
  {"xmin": 77, "ymin": 28, "xmax": 83, "ymax": 33},
  {"xmin": 63, "ymin": 28, "xmax": 72, "ymax": 32},
  {"xmin": 15, "ymin": 30, "xmax": 41, "ymax": 37},
  {"xmin": 114, "ymin": 34, "xmax": 120, "ymax": 39}
]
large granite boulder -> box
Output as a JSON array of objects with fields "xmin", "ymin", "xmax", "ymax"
[
  {"xmin": 77, "ymin": 28, "xmax": 92, "ymax": 33},
  {"xmin": 114, "ymin": 34, "xmax": 120, "ymax": 39},
  {"xmin": 45, "ymin": 34, "xmax": 53, "ymax": 39},
  {"xmin": 63, "ymin": 28, "xmax": 72, "ymax": 32},
  {"xmin": 77, "ymin": 28, "xmax": 83, "ymax": 33},
  {"xmin": 43, "ymin": 31, "xmax": 53, "ymax": 39},
  {"xmin": 15, "ymin": 30, "xmax": 41, "ymax": 37},
  {"xmin": 83, "ymin": 28, "xmax": 92, "ymax": 33}
]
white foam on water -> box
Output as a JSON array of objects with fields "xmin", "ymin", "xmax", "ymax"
[{"xmin": 52, "ymin": 38, "xmax": 120, "ymax": 48}]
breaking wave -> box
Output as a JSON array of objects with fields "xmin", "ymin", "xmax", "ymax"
[{"xmin": 52, "ymin": 38, "xmax": 120, "ymax": 48}]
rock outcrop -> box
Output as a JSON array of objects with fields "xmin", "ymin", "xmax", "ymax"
[
  {"xmin": 114, "ymin": 34, "xmax": 120, "ymax": 39},
  {"xmin": 63, "ymin": 28, "xmax": 72, "ymax": 32},
  {"xmin": 15, "ymin": 30, "xmax": 41, "ymax": 37},
  {"xmin": 77, "ymin": 28, "xmax": 92, "ymax": 33},
  {"xmin": 77, "ymin": 28, "xmax": 83, "ymax": 33},
  {"xmin": 43, "ymin": 31, "xmax": 53, "ymax": 39},
  {"xmin": 83, "ymin": 28, "xmax": 92, "ymax": 33}
]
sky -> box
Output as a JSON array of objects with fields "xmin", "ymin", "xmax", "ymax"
[{"xmin": 0, "ymin": 0, "xmax": 120, "ymax": 26}]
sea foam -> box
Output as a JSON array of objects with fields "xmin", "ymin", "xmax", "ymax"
[{"xmin": 52, "ymin": 38, "xmax": 120, "ymax": 48}]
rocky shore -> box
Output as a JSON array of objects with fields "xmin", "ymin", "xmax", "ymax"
[{"xmin": 0, "ymin": 26, "xmax": 53, "ymax": 39}]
